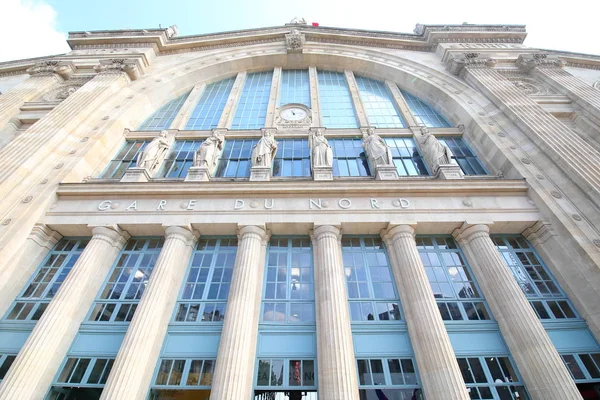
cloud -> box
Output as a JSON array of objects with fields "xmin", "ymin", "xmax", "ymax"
[{"xmin": 0, "ymin": 0, "xmax": 70, "ymax": 63}]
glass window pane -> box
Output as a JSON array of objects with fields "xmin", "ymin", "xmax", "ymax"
[
  {"xmin": 318, "ymin": 71, "xmax": 358, "ymax": 128},
  {"xmin": 138, "ymin": 93, "xmax": 189, "ymax": 131},
  {"xmin": 356, "ymin": 75, "xmax": 405, "ymax": 128},
  {"xmin": 231, "ymin": 72, "xmax": 273, "ymax": 130},
  {"xmin": 185, "ymin": 78, "xmax": 235, "ymax": 130},
  {"xmin": 401, "ymin": 90, "xmax": 451, "ymax": 128}
]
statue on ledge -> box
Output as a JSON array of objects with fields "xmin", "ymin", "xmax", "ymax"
[
  {"xmin": 137, "ymin": 130, "xmax": 170, "ymax": 173},
  {"xmin": 362, "ymin": 128, "xmax": 393, "ymax": 166},
  {"xmin": 252, "ymin": 130, "xmax": 278, "ymax": 168},
  {"xmin": 310, "ymin": 129, "xmax": 333, "ymax": 167},
  {"xmin": 194, "ymin": 131, "xmax": 224, "ymax": 170},
  {"xmin": 417, "ymin": 126, "xmax": 453, "ymax": 173}
]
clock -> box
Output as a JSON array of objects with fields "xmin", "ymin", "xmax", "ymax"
[{"xmin": 280, "ymin": 107, "xmax": 308, "ymax": 121}]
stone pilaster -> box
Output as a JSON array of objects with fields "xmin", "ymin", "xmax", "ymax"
[
  {"xmin": 311, "ymin": 225, "xmax": 359, "ymax": 400},
  {"xmin": 0, "ymin": 224, "xmax": 62, "ymax": 318},
  {"xmin": 170, "ymin": 84, "xmax": 206, "ymax": 130},
  {"xmin": 0, "ymin": 61, "xmax": 73, "ymax": 129},
  {"xmin": 383, "ymin": 225, "xmax": 469, "ymax": 400},
  {"xmin": 518, "ymin": 54, "xmax": 600, "ymax": 119},
  {"xmin": 209, "ymin": 225, "xmax": 269, "ymax": 400},
  {"xmin": 453, "ymin": 224, "xmax": 582, "ymax": 400},
  {"xmin": 308, "ymin": 67, "xmax": 322, "ymax": 126},
  {"xmin": 100, "ymin": 226, "xmax": 198, "ymax": 400},
  {"xmin": 448, "ymin": 53, "xmax": 600, "ymax": 205},
  {"xmin": 217, "ymin": 71, "xmax": 246, "ymax": 128},
  {"xmin": 265, "ymin": 67, "xmax": 282, "ymax": 127},
  {"xmin": 386, "ymin": 81, "xmax": 418, "ymax": 127},
  {"xmin": 0, "ymin": 226, "xmax": 129, "ymax": 400},
  {"xmin": 344, "ymin": 70, "xmax": 369, "ymax": 127}
]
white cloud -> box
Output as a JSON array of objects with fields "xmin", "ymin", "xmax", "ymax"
[{"xmin": 0, "ymin": 0, "xmax": 70, "ymax": 63}]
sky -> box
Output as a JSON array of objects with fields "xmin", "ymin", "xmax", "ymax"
[{"xmin": 1, "ymin": 0, "xmax": 597, "ymax": 63}]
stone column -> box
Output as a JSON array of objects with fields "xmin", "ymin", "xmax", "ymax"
[
  {"xmin": 0, "ymin": 226, "xmax": 129, "ymax": 400},
  {"xmin": 217, "ymin": 71, "xmax": 246, "ymax": 128},
  {"xmin": 518, "ymin": 54, "xmax": 600, "ymax": 119},
  {"xmin": 382, "ymin": 225, "xmax": 469, "ymax": 400},
  {"xmin": 209, "ymin": 225, "xmax": 269, "ymax": 400},
  {"xmin": 170, "ymin": 84, "xmax": 206, "ymax": 130},
  {"xmin": 453, "ymin": 224, "xmax": 582, "ymax": 400},
  {"xmin": 0, "ymin": 224, "xmax": 62, "ymax": 318},
  {"xmin": 447, "ymin": 54, "xmax": 600, "ymax": 205},
  {"xmin": 311, "ymin": 225, "xmax": 359, "ymax": 400},
  {"xmin": 0, "ymin": 61, "xmax": 72, "ymax": 129},
  {"xmin": 344, "ymin": 70, "xmax": 369, "ymax": 127},
  {"xmin": 265, "ymin": 67, "xmax": 282, "ymax": 127},
  {"xmin": 100, "ymin": 226, "xmax": 198, "ymax": 400}
]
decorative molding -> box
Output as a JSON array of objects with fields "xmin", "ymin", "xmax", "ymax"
[
  {"xmin": 93, "ymin": 58, "xmax": 141, "ymax": 80},
  {"xmin": 285, "ymin": 29, "xmax": 305, "ymax": 53},
  {"xmin": 26, "ymin": 61, "xmax": 75, "ymax": 80},
  {"xmin": 497, "ymin": 70, "xmax": 556, "ymax": 96},
  {"xmin": 516, "ymin": 53, "xmax": 567, "ymax": 72},
  {"xmin": 446, "ymin": 53, "xmax": 497, "ymax": 76}
]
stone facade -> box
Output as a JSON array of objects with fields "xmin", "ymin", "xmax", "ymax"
[{"xmin": 0, "ymin": 20, "xmax": 598, "ymax": 400}]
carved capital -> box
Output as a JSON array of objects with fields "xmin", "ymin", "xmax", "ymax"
[
  {"xmin": 285, "ymin": 29, "xmax": 305, "ymax": 53},
  {"xmin": 516, "ymin": 53, "xmax": 566, "ymax": 72},
  {"xmin": 93, "ymin": 58, "xmax": 141, "ymax": 81},
  {"xmin": 26, "ymin": 61, "xmax": 75, "ymax": 80},
  {"xmin": 446, "ymin": 53, "xmax": 497, "ymax": 76}
]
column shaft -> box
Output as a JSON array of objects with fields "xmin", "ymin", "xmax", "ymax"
[
  {"xmin": 0, "ymin": 224, "xmax": 62, "ymax": 317},
  {"xmin": 265, "ymin": 67, "xmax": 282, "ymax": 127},
  {"xmin": 0, "ymin": 226, "xmax": 129, "ymax": 400},
  {"xmin": 463, "ymin": 67, "xmax": 600, "ymax": 204},
  {"xmin": 383, "ymin": 225, "xmax": 469, "ymax": 400},
  {"xmin": 454, "ymin": 224, "xmax": 582, "ymax": 400},
  {"xmin": 0, "ymin": 74, "xmax": 60, "ymax": 129},
  {"xmin": 312, "ymin": 225, "xmax": 359, "ymax": 400},
  {"xmin": 217, "ymin": 71, "xmax": 246, "ymax": 128},
  {"xmin": 209, "ymin": 226, "xmax": 268, "ymax": 400},
  {"xmin": 308, "ymin": 67, "xmax": 322, "ymax": 126},
  {"xmin": 100, "ymin": 226, "xmax": 198, "ymax": 400},
  {"xmin": 344, "ymin": 71, "xmax": 369, "ymax": 127}
]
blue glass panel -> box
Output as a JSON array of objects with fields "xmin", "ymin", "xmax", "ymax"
[
  {"xmin": 185, "ymin": 78, "xmax": 235, "ymax": 130},
  {"xmin": 317, "ymin": 71, "xmax": 358, "ymax": 128},
  {"xmin": 174, "ymin": 238, "xmax": 237, "ymax": 323},
  {"xmin": 158, "ymin": 140, "xmax": 202, "ymax": 178},
  {"xmin": 138, "ymin": 93, "xmax": 190, "ymax": 131},
  {"xmin": 439, "ymin": 137, "xmax": 487, "ymax": 175},
  {"xmin": 215, "ymin": 139, "xmax": 257, "ymax": 178},
  {"xmin": 355, "ymin": 76, "xmax": 405, "ymax": 128},
  {"xmin": 330, "ymin": 138, "xmax": 370, "ymax": 177},
  {"xmin": 273, "ymin": 139, "xmax": 310, "ymax": 177},
  {"xmin": 493, "ymin": 236, "xmax": 579, "ymax": 320},
  {"xmin": 401, "ymin": 90, "xmax": 451, "ymax": 128},
  {"xmin": 279, "ymin": 70, "xmax": 310, "ymax": 107},
  {"xmin": 4, "ymin": 239, "xmax": 88, "ymax": 321},
  {"xmin": 88, "ymin": 238, "xmax": 164, "ymax": 323},
  {"xmin": 231, "ymin": 72, "xmax": 273, "ymax": 130},
  {"xmin": 384, "ymin": 137, "xmax": 429, "ymax": 176},
  {"xmin": 100, "ymin": 141, "xmax": 148, "ymax": 179}
]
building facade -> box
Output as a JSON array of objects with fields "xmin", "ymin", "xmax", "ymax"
[{"xmin": 0, "ymin": 19, "xmax": 599, "ymax": 400}]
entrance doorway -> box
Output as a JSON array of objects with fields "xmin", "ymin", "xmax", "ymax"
[{"xmin": 254, "ymin": 391, "xmax": 318, "ymax": 400}]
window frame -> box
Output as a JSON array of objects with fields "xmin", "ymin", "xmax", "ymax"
[
  {"xmin": 254, "ymin": 358, "xmax": 317, "ymax": 390},
  {"xmin": 438, "ymin": 136, "xmax": 487, "ymax": 176},
  {"xmin": 151, "ymin": 358, "xmax": 216, "ymax": 389},
  {"xmin": 561, "ymin": 352, "xmax": 600, "ymax": 382},
  {"xmin": 317, "ymin": 70, "xmax": 359, "ymax": 129},
  {"xmin": 156, "ymin": 140, "xmax": 202, "ymax": 178},
  {"xmin": 330, "ymin": 138, "xmax": 371, "ymax": 177},
  {"xmin": 138, "ymin": 92, "xmax": 190, "ymax": 131},
  {"xmin": 272, "ymin": 138, "xmax": 311, "ymax": 178},
  {"xmin": 230, "ymin": 71, "xmax": 273, "ymax": 130},
  {"xmin": 185, "ymin": 78, "xmax": 236, "ymax": 131},
  {"xmin": 215, "ymin": 138, "xmax": 258, "ymax": 178},
  {"xmin": 456, "ymin": 355, "xmax": 529, "ymax": 400},
  {"xmin": 99, "ymin": 140, "xmax": 148, "ymax": 179},
  {"xmin": 355, "ymin": 75, "xmax": 406, "ymax": 129}
]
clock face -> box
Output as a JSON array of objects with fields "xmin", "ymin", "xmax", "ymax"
[{"xmin": 280, "ymin": 107, "xmax": 308, "ymax": 121}]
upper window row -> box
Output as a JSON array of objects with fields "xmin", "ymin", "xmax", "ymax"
[
  {"xmin": 137, "ymin": 70, "xmax": 451, "ymax": 131},
  {"xmin": 101, "ymin": 136, "xmax": 484, "ymax": 179}
]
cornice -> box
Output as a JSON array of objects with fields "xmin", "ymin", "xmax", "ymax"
[{"xmin": 55, "ymin": 179, "xmax": 529, "ymax": 198}]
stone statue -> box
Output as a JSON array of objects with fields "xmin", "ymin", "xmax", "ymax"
[
  {"xmin": 289, "ymin": 17, "xmax": 307, "ymax": 24},
  {"xmin": 137, "ymin": 130, "xmax": 170, "ymax": 172},
  {"xmin": 251, "ymin": 130, "xmax": 278, "ymax": 167},
  {"xmin": 310, "ymin": 129, "xmax": 333, "ymax": 168},
  {"xmin": 193, "ymin": 131, "xmax": 224, "ymax": 170},
  {"xmin": 362, "ymin": 128, "xmax": 393, "ymax": 166},
  {"xmin": 417, "ymin": 126, "xmax": 454, "ymax": 173}
]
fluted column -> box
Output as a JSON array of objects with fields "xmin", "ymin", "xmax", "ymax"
[
  {"xmin": 0, "ymin": 61, "xmax": 71, "ymax": 129},
  {"xmin": 0, "ymin": 224, "xmax": 62, "ymax": 317},
  {"xmin": 100, "ymin": 226, "xmax": 198, "ymax": 400},
  {"xmin": 312, "ymin": 225, "xmax": 359, "ymax": 400},
  {"xmin": 209, "ymin": 225, "xmax": 269, "ymax": 400},
  {"xmin": 455, "ymin": 59, "xmax": 600, "ymax": 205},
  {"xmin": 383, "ymin": 225, "xmax": 469, "ymax": 400},
  {"xmin": 453, "ymin": 224, "xmax": 582, "ymax": 400},
  {"xmin": 0, "ymin": 226, "xmax": 129, "ymax": 400}
]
